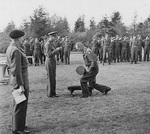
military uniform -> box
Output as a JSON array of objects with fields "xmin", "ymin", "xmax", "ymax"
[
  {"xmin": 91, "ymin": 39, "xmax": 99, "ymax": 56},
  {"xmin": 6, "ymin": 30, "xmax": 30, "ymax": 134},
  {"xmin": 45, "ymin": 39, "xmax": 62, "ymax": 97},
  {"xmin": 80, "ymin": 47, "xmax": 111, "ymax": 97},
  {"xmin": 121, "ymin": 39, "xmax": 128, "ymax": 62},
  {"xmin": 33, "ymin": 39, "xmax": 42, "ymax": 65},
  {"xmin": 103, "ymin": 38, "xmax": 111, "ymax": 65},
  {"xmin": 131, "ymin": 37, "xmax": 138, "ymax": 64},
  {"xmin": 137, "ymin": 37, "xmax": 143, "ymax": 61},
  {"xmin": 114, "ymin": 39, "xmax": 121, "ymax": 63},
  {"xmin": 144, "ymin": 38, "xmax": 150, "ymax": 61},
  {"xmin": 99, "ymin": 38, "xmax": 104, "ymax": 63},
  {"xmin": 64, "ymin": 39, "xmax": 71, "ymax": 65}
]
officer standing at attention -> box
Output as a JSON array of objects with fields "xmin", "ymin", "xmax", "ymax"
[
  {"xmin": 64, "ymin": 36, "xmax": 71, "ymax": 65},
  {"xmin": 45, "ymin": 31, "xmax": 62, "ymax": 97},
  {"xmin": 6, "ymin": 30, "xmax": 30, "ymax": 134},
  {"xmin": 130, "ymin": 35, "xmax": 138, "ymax": 64},
  {"xmin": 91, "ymin": 37, "xmax": 99, "ymax": 56},
  {"xmin": 114, "ymin": 35, "xmax": 121, "ymax": 63},
  {"xmin": 144, "ymin": 36, "xmax": 150, "ymax": 61},
  {"xmin": 76, "ymin": 43, "xmax": 111, "ymax": 98},
  {"xmin": 121, "ymin": 36, "xmax": 128, "ymax": 62},
  {"xmin": 136, "ymin": 35, "xmax": 143, "ymax": 62},
  {"xmin": 103, "ymin": 32, "xmax": 111, "ymax": 65}
]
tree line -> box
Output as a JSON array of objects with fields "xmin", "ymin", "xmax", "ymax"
[{"xmin": 0, "ymin": 6, "xmax": 150, "ymax": 52}]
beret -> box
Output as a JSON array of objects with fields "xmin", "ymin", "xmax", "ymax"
[
  {"xmin": 48, "ymin": 31, "xmax": 57, "ymax": 36},
  {"xmin": 9, "ymin": 30, "xmax": 25, "ymax": 39}
]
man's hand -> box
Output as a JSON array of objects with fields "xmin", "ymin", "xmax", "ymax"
[{"xmin": 19, "ymin": 85, "xmax": 25, "ymax": 93}]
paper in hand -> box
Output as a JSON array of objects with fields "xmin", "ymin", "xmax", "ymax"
[{"xmin": 12, "ymin": 87, "xmax": 26, "ymax": 104}]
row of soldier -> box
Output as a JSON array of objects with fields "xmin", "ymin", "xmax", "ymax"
[
  {"xmin": 21, "ymin": 34, "xmax": 74, "ymax": 66},
  {"xmin": 21, "ymin": 32, "xmax": 150, "ymax": 66},
  {"xmin": 89, "ymin": 33, "xmax": 150, "ymax": 65}
]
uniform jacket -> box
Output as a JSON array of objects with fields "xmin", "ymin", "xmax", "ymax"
[
  {"xmin": 6, "ymin": 42, "xmax": 28, "ymax": 89},
  {"xmin": 83, "ymin": 47, "xmax": 98, "ymax": 71}
]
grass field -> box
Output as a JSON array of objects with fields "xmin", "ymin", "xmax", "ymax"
[{"xmin": 0, "ymin": 52, "xmax": 150, "ymax": 134}]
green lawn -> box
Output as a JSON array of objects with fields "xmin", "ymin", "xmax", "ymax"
[{"xmin": 0, "ymin": 53, "xmax": 150, "ymax": 134}]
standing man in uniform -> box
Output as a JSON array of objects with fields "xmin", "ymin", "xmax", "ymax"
[
  {"xmin": 114, "ymin": 35, "xmax": 121, "ymax": 63},
  {"xmin": 76, "ymin": 43, "xmax": 111, "ymax": 98},
  {"xmin": 99, "ymin": 36, "xmax": 104, "ymax": 63},
  {"xmin": 103, "ymin": 32, "xmax": 111, "ymax": 65},
  {"xmin": 64, "ymin": 36, "xmax": 71, "ymax": 65},
  {"xmin": 45, "ymin": 31, "xmax": 62, "ymax": 97},
  {"xmin": 6, "ymin": 30, "xmax": 30, "ymax": 134},
  {"xmin": 22, "ymin": 38, "xmax": 32, "ymax": 65},
  {"xmin": 91, "ymin": 38, "xmax": 99, "ymax": 56},
  {"xmin": 143, "ymin": 36, "xmax": 150, "ymax": 61},
  {"xmin": 130, "ymin": 35, "xmax": 138, "ymax": 64},
  {"xmin": 137, "ymin": 35, "xmax": 143, "ymax": 62},
  {"xmin": 121, "ymin": 37, "xmax": 128, "ymax": 62},
  {"xmin": 33, "ymin": 38, "xmax": 42, "ymax": 66}
]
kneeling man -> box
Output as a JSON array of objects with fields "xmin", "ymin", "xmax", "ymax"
[{"xmin": 76, "ymin": 43, "xmax": 111, "ymax": 98}]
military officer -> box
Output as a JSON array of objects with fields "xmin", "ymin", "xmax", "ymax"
[
  {"xmin": 137, "ymin": 35, "xmax": 143, "ymax": 62},
  {"xmin": 91, "ymin": 38, "xmax": 99, "ymax": 56},
  {"xmin": 33, "ymin": 38, "xmax": 42, "ymax": 66},
  {"xmin": 6, "ymin": 30, "xmax": 30, "ymax": 134},
  {"xmin": 103, "ymin": 32, "xmax": 111, "ymax": 65},
  {"xmin": 76, "ymin": 43, "xmax": 111, "ymax": 98},
  {"xmin": 64, "ymin": 36, "xmax": 71, "ymax": 65},
  {"xmin": 121, "ymin": 37, "xmax": 128, "ymax": 62},
  {"xmin": 45, "ymin": 31, "xmax": 62, "ymax": 97},
  {"xmin": 99, "ymin": 36, "xmax": 104, "ymax": 63},
  {"xmin": 114, "ymin": 35, "xmax": 121, "ymax": 63},
  {"xmin": 130, "ymin": 35, "xmax": 138, "ymax": 64},
  {"xmin": 143, "ymin": 36, "xmax": 150, "ymax": 61}
]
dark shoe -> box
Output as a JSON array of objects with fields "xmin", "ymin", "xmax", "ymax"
[
  {"xmin": 53, "ymin": 94, "xmax": 59, "ymax": 97},
  {"xmin": 12, "ymin": 130, "xmax": 30, "ymax": 134},
  {"xmin": 104, "ymin": 88, "xmax": 111, "ymax": 95},
  {"xmin": 80, "ymin": 95, "xmax": 89, "ymax": 98},
  {"xmin": 49, "ymin": 94, "xmax": 59, "ymax": 97}
]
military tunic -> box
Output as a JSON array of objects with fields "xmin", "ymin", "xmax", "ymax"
[
  {"xmin": 45, "ymin": 40, "xmax": 61, "ymax": 97},
  {"xmin": 64, "ymin": 41, "xmax": 71, "ymax": 65},
  {"xmin": 144, "ymin": 39, "xmax": 150, "ymax": 61},
  {"xmin": 6, "ymin": 42, "xmax": 29, "ymax": 132},
  {"xmin": 131, "ymin": 38, "xmax": 138, "ymax": 63},
  {"xmin": 121, "ymin": 40, "xmax": 128, "ymax": 62},
  {"xmin": 80, "ymin": 47, "xmax": 110, "ymax": 97}
]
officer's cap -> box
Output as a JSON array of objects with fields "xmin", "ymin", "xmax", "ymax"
[{"xmin": 9, "ymin": 30, "xmax": 25, "ymax": 39}]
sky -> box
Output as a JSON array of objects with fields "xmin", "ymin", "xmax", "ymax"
[{"xmin": 0, "ymin": 0, "xmax": 150, "ymax": 31}]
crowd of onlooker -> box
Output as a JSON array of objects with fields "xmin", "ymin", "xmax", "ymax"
[
  {"xmin": 21, "ymin": 32, "xmax": 150, "ymax": 66},
  {"xmin": 87, "ymin": 33, "xmax": 150, "ymax": 65},
  {"xmin": 21, "ymin": 34, "xmax": 74, "ymax": 66}
]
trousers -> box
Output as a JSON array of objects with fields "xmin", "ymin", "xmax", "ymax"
[
  {"xmin": 80, "ymin": 67, "xmax": 110, "ymax": 96},
  {"xmin": 45, "ymin": 57, "xmax": 56, "ymax": 97},
  {"xmin": 12, "ymin": 71, "xmax": 29, "ymax": 131}
]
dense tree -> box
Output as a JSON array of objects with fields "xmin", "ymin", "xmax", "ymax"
[
  {"xmin": 30, "ymin": 6, "xmax": 49, "ymax": 38},
  {"xmin": 74, "ymin": 15, "xmax": 85, "ymax": 32},
  {"xmin": 89, "ymin": 17, "xmax": 96, "ymax": 30},
  {"xmin": 4, "ymin": 21, "xmax": 15, "ymax": 35},
  {"xmin": 129, "ymin": 12, "xmax": 138, "ymax": 35},
  {"xmin": 20, "ymin": 19, "xmax": 33, "ymax": 38},
  {"xmin": 49, "ymin": 15, "xmax": 70, "ymax": 36},
  {"xmin": 111, "ymin": 11, "xmax": 122, "ymax": 26}
]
